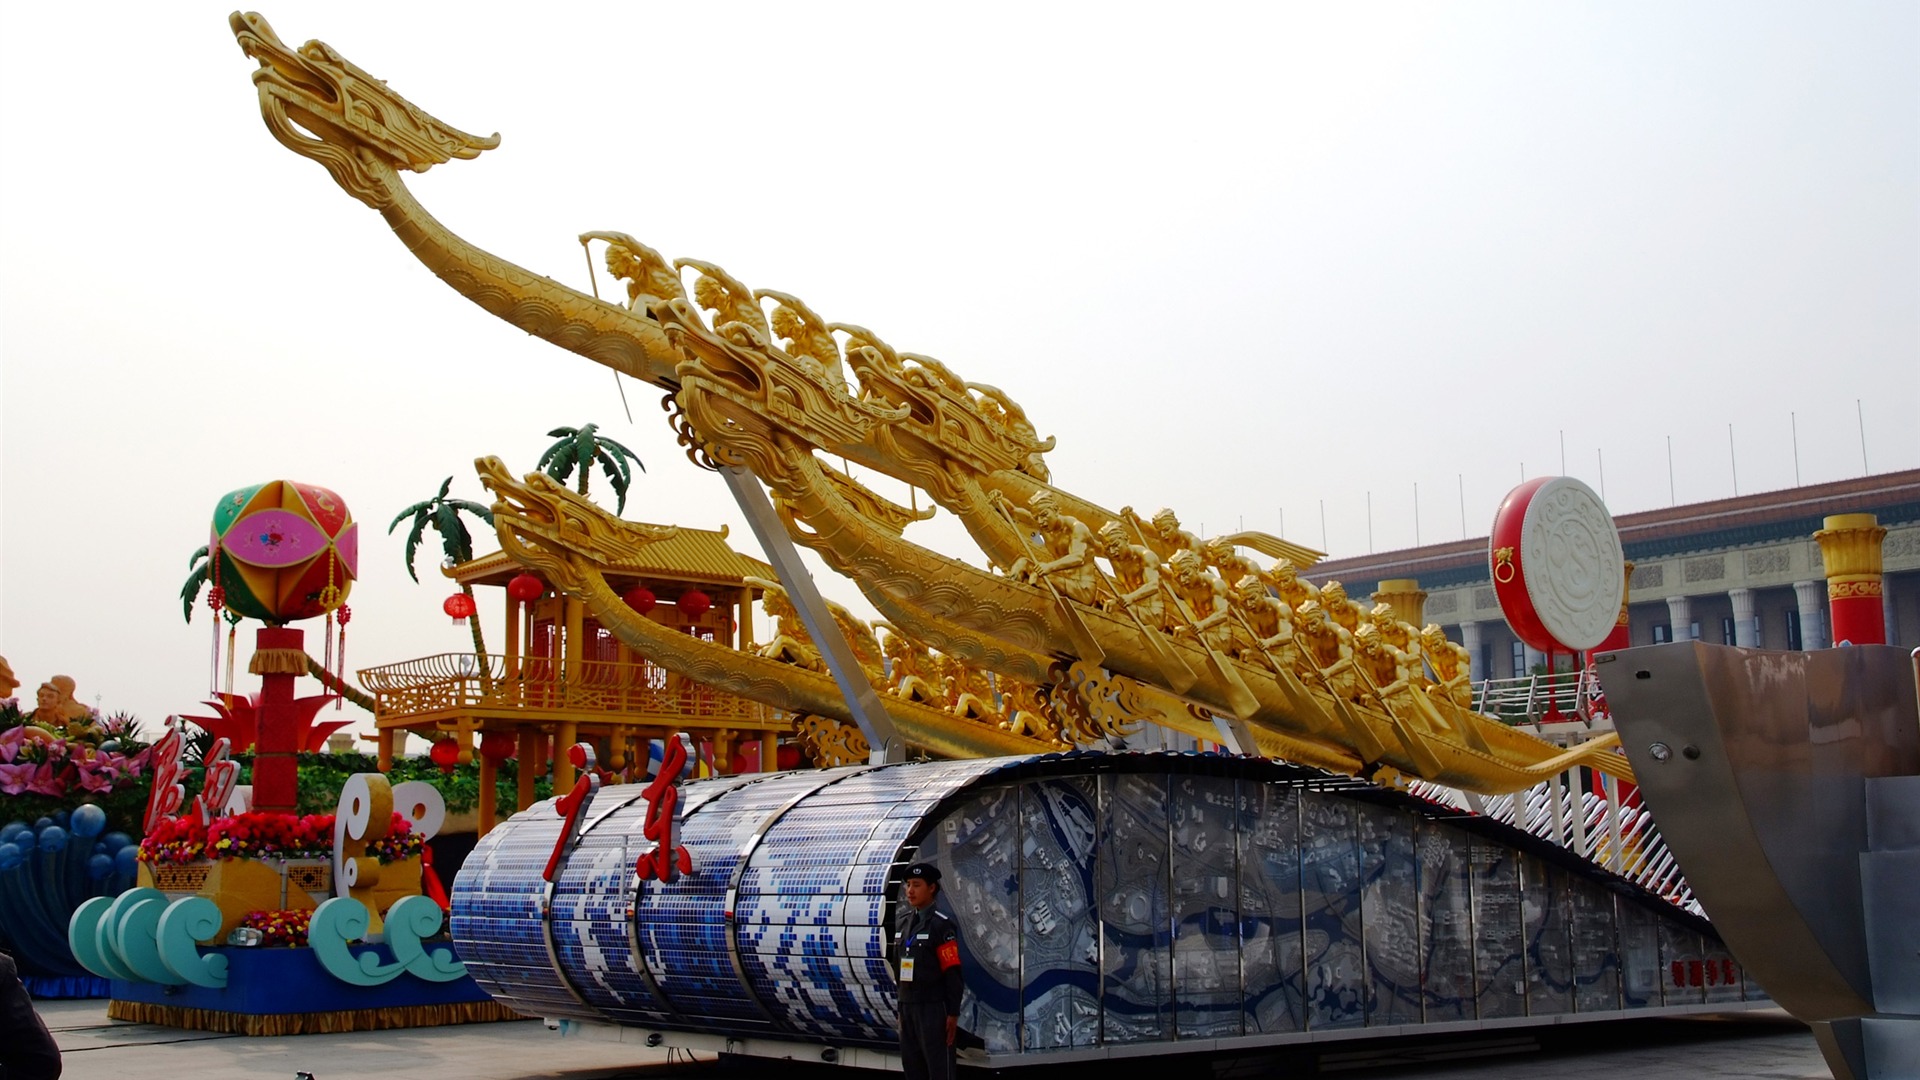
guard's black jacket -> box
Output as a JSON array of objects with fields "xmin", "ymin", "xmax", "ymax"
[
  {"xmin": 893, "ymin": 906, "xmax": 964, "ymax": 1012},
  {"xmin": 0, "ymin": 953, "xmax": 62, "ymax": 1079}
]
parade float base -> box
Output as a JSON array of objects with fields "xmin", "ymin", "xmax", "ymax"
[{"xmin": 106, "ymin": 943, "xmax": 520, "ymax": 1035}]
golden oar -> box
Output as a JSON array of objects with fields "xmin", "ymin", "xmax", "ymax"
[
  {"xmin": 1085, "ymin": 560, "xmax": 1200, "ymax": 695},
  {"xmin": 991, "ymin": 495, "xmax": 1107, "ymax": 668},
  {"xmin": 1117, "ymin": 519, "xmax": 1261, "ymax": 721}
]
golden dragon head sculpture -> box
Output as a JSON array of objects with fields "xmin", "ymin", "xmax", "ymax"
[
  {"xmin": 474, "ymin": 456, "xmax": 678, "ymax": 595},
  {"xmin": 230, "ymin": 11, "xmax": 499, "ymax": 209}
]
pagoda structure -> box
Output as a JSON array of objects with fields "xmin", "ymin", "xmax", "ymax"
[{"xmin": 357, "ymin": 522, "xmax": 779, "ymax": 834}]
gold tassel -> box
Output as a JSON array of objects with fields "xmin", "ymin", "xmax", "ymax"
[{"xmin": 106, "ymin": 998, "xmax": 523, "ymax": 1035}]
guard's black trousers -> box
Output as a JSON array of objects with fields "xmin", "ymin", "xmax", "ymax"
[{"xmin": 898, "ymin": 998, "xmax": 955, "ymax": 1080}]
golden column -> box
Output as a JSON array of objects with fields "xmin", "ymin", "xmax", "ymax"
[
  {"xmin": 1814, "ymin": 513, "xmax": 1888, "ymax": 646},
  {"xmin": 1371, "ymin": 579, "xmax": 1428, "ymax": 627}
]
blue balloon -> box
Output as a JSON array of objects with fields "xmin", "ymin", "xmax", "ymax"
[
  {"xmin": 0, "ymin": 821, "xmax": 24, "ymax": 845},
  {"xmin": 99, "ymin": 831, "xmax": 132, "ymax": 855},
  {"xmin": 113, "ymin": 845, "xmax": 140, "ymax": 879},
  {"xmin": 0, "ymin": 842, "xmax": 21, "ymax": 871},
  {"xmin": 32, "ymin": 817, "xmax": 53, "ymax": 832},
  {"xmin": 37, "ymin": 825, "xmax": 68, "ymax": 852},
  {"xmin": 87, "ymin": 853, "xmax": 114, "ymax": 880},
  {"xmin": 70, "ymin": 804, "xmax": 107, "ymax": 838},
  {"xmin": 99, "ymin": 739, "xmax": 121, "ymax": 753},
  {"xmin": 51, "ymin": 809, "xmax": 69, "ymax": 828}
]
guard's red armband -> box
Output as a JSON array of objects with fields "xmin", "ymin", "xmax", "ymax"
[{"xmin": 937, "ymin": 940, "xmax": 961, "ymax": 970}]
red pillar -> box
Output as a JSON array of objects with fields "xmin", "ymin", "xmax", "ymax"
[
  {"xmin": 251, "ymin": 625, "xmax": 307, "ymax": 815},
  {"xmin": 1815, "ymin": 515, "xmax": 1887, "ymax": 647}
]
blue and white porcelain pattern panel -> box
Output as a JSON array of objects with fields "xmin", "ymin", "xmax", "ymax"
[
  {"xmin": 916, "ymin": 782, "xmax": 1022, "ymax": 1053},
  {"xmin": 1418, "ymin": 826, "xmax": 1476, "ymax": 1021},
  {"xmin": 451, "ymin": 796, "xmax": 581, "ymax": 1018},
  {"xmin": 1237, "ymin": 782, "xmax": 1305, "ymax": 1035},
  {"xmin": 453, "ymin": 752, "xmax": 1749, "ymax": 1055},
  {"xmin": 1170, "ymin": 775, "xmax": 1241, "ymax": 1039},
  {"xmin": 1471, "ymin": 841, "xmax": 1527, "ymax": 1019},
  {"xmin": 1096, "ymin": 772, "xmax": 1173, "ymax": 1044},
  {"xmin": 1018, "ymin": 777, "xmax": 1100, "ymax": 1050},
  {"xmin": 1299, "ymin": 791, "xmax": 1366, "ymax": 1030},
  {"xmin": 1359, "ymin": 805, "xmax": 1423, "ymax": 1026}
]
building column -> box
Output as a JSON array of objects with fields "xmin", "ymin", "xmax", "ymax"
[
  {"xmin": 1456, "ymin": 622, "xmax": 1482, "ymax": 691},
  {"xmin": 1727, "ymin": 588, "xmax": 1758, "ymax": 647},
  {"xmin": 1794, "ymin": 580, "xmax": 1828, "ymax": 650},
  {"xmin": 1665, "ymin": 595, "xmax": 1695, "ymax": 640},
  {"xmin": 1885, "ymin": 575, "xmax": 1899, "ymax": 646}
]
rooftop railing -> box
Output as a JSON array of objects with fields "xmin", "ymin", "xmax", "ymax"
[{"xmin": 356, "ymin": 652, "xmax": 780, "ymax": 727}]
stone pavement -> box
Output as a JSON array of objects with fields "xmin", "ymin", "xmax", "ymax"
[{"xmin": 36, "ymin": 997, "xmax": 1833, "ymax": 1079}]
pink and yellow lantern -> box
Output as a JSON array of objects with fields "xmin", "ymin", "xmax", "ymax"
[{"xmin": 209, "ymin": 480, "xmax": 357, "ymax": 624}]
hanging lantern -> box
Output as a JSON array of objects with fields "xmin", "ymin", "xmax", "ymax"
[
  {"xmin": 623, "ymin": 585, "xmax": 657, "ymax": 614},
  {"xmin": 429, "ymin": 738, "xmax": 461, "ymax": 774},
  {"xmin": 478, "ymin": 731, "xmax": 515, "ymax": 763},
  {"xmin": 679, "ymin": 590, "xmax": 712, "ymax": 619},
  {"xmin": 444, "ymin": 593, "xmax": 478, "ymax": 622},
  {"xmin": 775, "ymin": 743, "xmax": 803, "ymax": 771},
  {"xmin": 507, "ymin": 573, "xmax": 545, "ymax": 604}
]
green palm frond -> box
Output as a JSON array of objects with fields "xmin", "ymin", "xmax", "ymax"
[
  {"xmin": 539, "ymin": 422, "xmax": 644, "ymax": 514},
  {"xmin": 180, "ymin": 560, "xmax": 209, "ymax": 623},
  {"xmin": 391, "ymin": 476, "xmax": 491, "ymax": 582}
]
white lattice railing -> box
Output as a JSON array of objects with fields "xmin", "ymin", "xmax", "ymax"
[{"xmin": 1409, "ymin": 775, "xmax": 1697, "ymax": 916}]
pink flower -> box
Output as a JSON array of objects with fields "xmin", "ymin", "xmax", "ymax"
[
  {"xmin": 74, "ymin": 761, "xmax": 116, "ymax": 794},
  {"xmin": 25, "ymin": 761, "xmax": 67, "ymax": 797},
  {"xmin": 0, "ymin": 726, "xmax": 22, "ymax": 764},
  {"xmin": 0, "ymin": 761, "xmax": 30, "ymax": 795}
]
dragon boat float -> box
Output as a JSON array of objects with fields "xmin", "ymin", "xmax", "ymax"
[{"xmin": 225, "ymin": 12, "xmax": 1787, "ymax": 1069}]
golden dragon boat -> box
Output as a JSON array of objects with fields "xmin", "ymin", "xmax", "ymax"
[{"xmin": 231, "ymin": 12, "xmax": 1632, "ymax": 795}]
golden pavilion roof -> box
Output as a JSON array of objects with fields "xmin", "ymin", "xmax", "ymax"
[{"xmin": 445, "ymin": 523, "xmax": 774, "ymax": 590}]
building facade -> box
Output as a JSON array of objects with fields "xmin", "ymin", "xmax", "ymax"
[{"xmin": 1305, "ymin": 469, "xmax": 1920, "ymax": 682}]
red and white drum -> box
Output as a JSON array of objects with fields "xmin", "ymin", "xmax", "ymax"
[{"xmin": 1489, "ymin": 476, "xmax": 1624, "ymax": 653}]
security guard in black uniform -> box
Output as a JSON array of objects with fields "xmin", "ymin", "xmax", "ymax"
[{"xmin": 893, "ymin": 862, "xmax": 963, "ymax": 1080}]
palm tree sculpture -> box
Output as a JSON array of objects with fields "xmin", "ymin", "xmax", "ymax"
[
  {"xmin": 181, "ymin": 544, "xmax": 212, "ymax": 622},
  {"xmin": 391, "ymin": 477, "xmax": 497, "ymax": 675},
  {"xmin": 537, "ymin": 423, "xmax": 644, "ymax": 513}
]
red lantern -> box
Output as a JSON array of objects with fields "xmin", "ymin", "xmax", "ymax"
[
  {"xmin": 429, "ymin": 738, "xmax": 462, "ymax": 774},
  {"xmin": 478, "ymin": 731, "xmax": 515, "ymax": 763},
  {"xmin": 679, "ymin": 590, "xmax": 712, "ymax": 619},
  {"xmin": 444, "ymin": 592, "xmax": 477, "ymax": 622},
  {"xmin": 623, "ymin": 586, "xmax": 657, "ymax": 614},
  {"xmin": 507, "ymin": 573, "xmax": 545, "ymax": 604},
  {"xmin": 775, "ymin": 743, "xmax": 803, "ymax": 771}
]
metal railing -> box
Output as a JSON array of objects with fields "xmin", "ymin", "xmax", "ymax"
[
  {"xmin": 1471, "ymin": 666, "xmax": 1608, "ymax": 726},
  {"xmin": 356, "ymin": 652, "xmax": 780, "ymax": 727}
]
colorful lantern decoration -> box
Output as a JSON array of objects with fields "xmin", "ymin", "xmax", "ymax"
[
  {"xmin": 678, "ymin": 590, "xmax": 711, "ymax": 619},
  {"xmin": 507, "ymin": 573, "xmax": 545, "ymax": 604},
  {"xmin": 429, "ymin": 738, "xmax": 461, "ymax": 774},
  {"xmin": 478, "ymin": 731, "xmax": 515, "ymax": 763},
  {"xmin": 207, "ymin": 480, "xmax": 357, "ymax": 625},
  {"xmin": 444, "ymin": 593, "xmax": 478, "ymax": 622},
  {"xmin": 623, "ymin": 586, "xmax": 657, "ymax": 613}
]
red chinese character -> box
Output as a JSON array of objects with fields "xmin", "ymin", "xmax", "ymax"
[
  {"xmin": 637, "ymin": 734, "xmax": 695, "ymax": 882},
  {"xmin": 1671, "ymin": 961, "xmax": 1685, "ymax": 987},
  {"xmin": 1687, "ymin": 959, "xmax": 1704, "ymax": 987},
  {"xmin": 543, "ymin": 744, "xmax": 601, "ymax": 882}
]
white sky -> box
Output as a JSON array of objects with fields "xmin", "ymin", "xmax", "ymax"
[{"xmin": 2, "ymin": 2, "xmax": 1915, "ymax": 735}]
